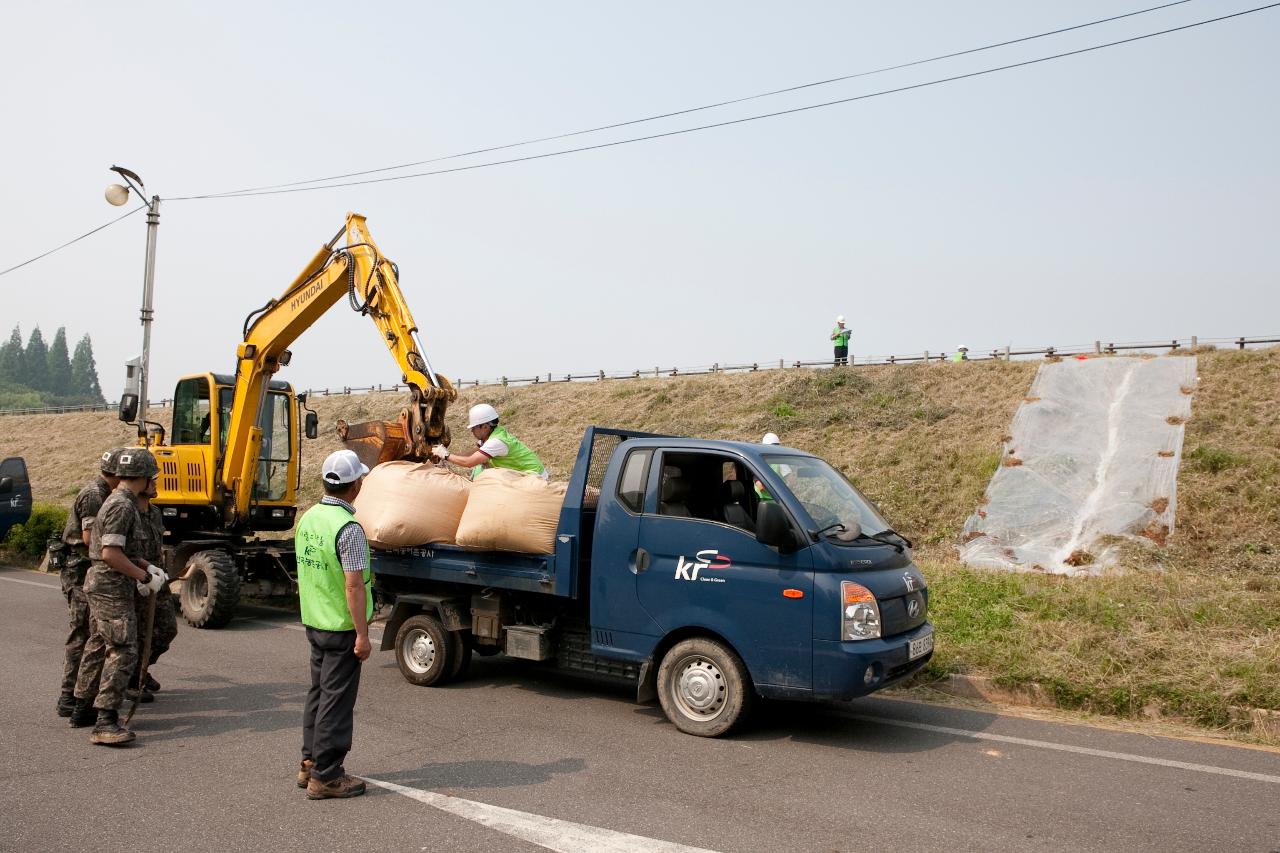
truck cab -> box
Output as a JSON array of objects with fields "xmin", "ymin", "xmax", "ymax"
[{"xmin": 0, "ymin": 457, "xmax": 33, "ymax": 542}]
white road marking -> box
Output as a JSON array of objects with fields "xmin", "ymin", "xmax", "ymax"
[
  {"xmin": 0, "ymin": 574, "xmax": 59, "ymax": 589},
  {"xmin": 852, "ymin": 714, "xmax": 1280, "ymax": 785},
  {"xmin": 362, "ymin": 775, "xmax": 721, "ymax": 853}
]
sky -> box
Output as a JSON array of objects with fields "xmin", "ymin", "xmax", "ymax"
[{"xmin": 1, "ymin": 1, "xmax": 1276, "ymax": 402}]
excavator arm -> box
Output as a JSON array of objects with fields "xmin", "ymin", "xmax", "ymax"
[{"xmin": 221, "ymin": 212, "xmax": 456, "ymax": 529}]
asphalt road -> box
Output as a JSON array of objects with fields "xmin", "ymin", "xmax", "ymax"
[{"xmin": 2, "ymin": 566, "xmax": 1278, "ymax": 853}]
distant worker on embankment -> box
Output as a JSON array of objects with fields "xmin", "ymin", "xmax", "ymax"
[
  {"xmin": 831, "ymin": 315, "xmax": 851, "ymax": 366},
  {"xmin": 951, "ymin": 345, "xmax": 969, "ymax": 362},
  {"xmin": 433, "ymin": 403, "xmax": 549, "ymax": 479}
]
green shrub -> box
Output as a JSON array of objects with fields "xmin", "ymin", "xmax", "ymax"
[
  {"xmin": 2, "ymin": 503, "xmax": 68, "ymax": 557},
  {"xmin": 1186, "ymin": 444, "xmax": 1247, "ymax": 473}
]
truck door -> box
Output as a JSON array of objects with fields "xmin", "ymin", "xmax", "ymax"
[
  {"xmin": 0, "ymin": 457, "xmax": 32, "ymax": 542},
  {"xmin": 636, "ymin": 451, "xmax": 814, "ymax": 689},
  {"xmin": 589, "ymin": 445, "xmax": 664, "ymax": 648}
]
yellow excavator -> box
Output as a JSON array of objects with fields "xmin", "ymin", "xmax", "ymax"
[{"xmin": 126, "ymin": 213, "xmax": 455, "ymax": 627}]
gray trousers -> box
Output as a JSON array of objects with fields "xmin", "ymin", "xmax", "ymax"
[{"xmin": 302, "ymin": 627, "xmax": 362, "ymax": 782}]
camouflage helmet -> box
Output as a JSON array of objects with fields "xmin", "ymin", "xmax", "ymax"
[
  {"xmin": 99, "ymin": 447, "xmax": 127, "ymax": 476},
  {"xmin": 115, "ymin": 448, "xmax": 159, "ymax": 479}
]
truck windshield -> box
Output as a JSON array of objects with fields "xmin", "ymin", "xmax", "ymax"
[{"xmin": 763, "ymin": 454, "xmax": 891, "ymax": 538}]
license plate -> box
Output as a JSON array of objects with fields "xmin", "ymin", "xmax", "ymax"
[{"xmin": 908, "ymin": 629, "xmax": 934, "ymax": 661}]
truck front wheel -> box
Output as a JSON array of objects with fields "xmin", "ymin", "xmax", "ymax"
[
  {"xmin": 179, "ymin": 549, "xmax": 241, "ymax": 629},
  {"xmin": 395, "ymin": 613, "xmax": 459, "ymax": 686},
  {"xmin": 657, "ymin": 637, "xmax": 753, "ymax": 737}
]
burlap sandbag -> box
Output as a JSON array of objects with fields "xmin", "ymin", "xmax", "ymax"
[
  {"xmin": 352, "ymin": 461, "xmax": 472, "ymax": 548},
  {"xmin": 454, "ymin": 468, "xmax": 567, "ymax": 554}
]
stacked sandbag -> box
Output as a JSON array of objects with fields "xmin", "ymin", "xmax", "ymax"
[
  {"xmin": 352, "ymin": 461, "xmax": 472, "ymax": 548},
  {"xmin": 455, "ymin": 468, "xmax": 567, "ymax": 554}
]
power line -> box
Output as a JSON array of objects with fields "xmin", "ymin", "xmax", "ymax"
[
  {"xmin": 174, "ymin": 2, "xmax": 1279, "ymax": 201},
  {"xmin": 0, "ymin": 205, "xmax": 145, "ymax": 279},
  {"xmin": 190, "ymin": 0, "xmax": 1198, "ymax": 199}
]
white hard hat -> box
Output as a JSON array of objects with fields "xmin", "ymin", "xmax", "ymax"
[
  {"xmin": 321, "ymin": 449, "xmax": 369, "ymax": 485},
  {"xmin": 467, "ymin": 403, "xmax": 501, "ymax": 428},
  {"xmin": 836, "ymin": 315, "xmax": 845, "ymax": 323},
  {"xmin": 762, "ymin": 432, "xmax": 781, "ymax": 445},
  {"xmin": 957, "ymin": 344, "xmax": 969, "ymax": 351}
]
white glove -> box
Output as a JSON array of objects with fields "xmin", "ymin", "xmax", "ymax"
[
  {"xmin": 136, "ymin": 566, "xmax": 166, "ymax": 596},
  {"xmin": 431, "ymin": 445, "xmax": 450, "ymax": 461}
]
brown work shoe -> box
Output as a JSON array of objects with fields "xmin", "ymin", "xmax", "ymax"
[
  {"xmin": 297, "ymin": 759, "xmax": 314, "ymax": 788},
  {"xmin": 306, "ymin": 774, "xmax": 366, "ymax": 800}
]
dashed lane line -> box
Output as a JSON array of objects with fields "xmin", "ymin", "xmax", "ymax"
[
  {"xmin": 851, "ymin": 714, "xmax": 1280, "ymax": 785},
  {"xmin": 361, "ymin": 775, "xmax": 721, "ymax": 853}
]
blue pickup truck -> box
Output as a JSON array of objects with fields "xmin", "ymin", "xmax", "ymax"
[
  {"xmin": 0, "ymin": 457, "xmax": 33, "ymax": 543},
  {"xmin": 373, "ymin": 427, "xmax": 933, "ymax": 737}
]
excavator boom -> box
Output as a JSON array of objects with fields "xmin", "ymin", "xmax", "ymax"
[{"xmin": 222, "ymin": 212, "xmax": 455, "ymax": 528}]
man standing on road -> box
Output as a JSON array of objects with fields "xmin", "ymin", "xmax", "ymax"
[
  {"xmin": 70, "ymin": 448, "xmax": 167, "ymax": 745},
  {"xmin": 831, "ymin": 315, "xmax": 851, "ymax": 366},
  {"xmin": 54, "ymin": 447, "xmax": 123, "ymax": 718},
  {"xmin": 128, "ymin": 476, "xmax": 178, "ymax": 703},
  {"xmin": 295, "ymin": 449, "xmax": 373, "ymax": 800}
]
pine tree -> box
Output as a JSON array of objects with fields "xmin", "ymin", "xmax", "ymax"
[
  {"xmin": 0, "ymin": 326, "xmax": 23, "ymax": 385},
  {"xmin": 47, "ymin": 327, "xmax": 73, "ymax": 399},
  {"xmin": 71, "ymin": 334, "xmax": 105, "ymax": 404},
  {"xmin": 24, "ymin": 327, "xmax": 49, "ymax": 392}
]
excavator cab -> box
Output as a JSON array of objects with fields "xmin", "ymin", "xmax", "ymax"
[{"xmin": 151, "ymin": 372, "xmax": 306, "ymax": 533}]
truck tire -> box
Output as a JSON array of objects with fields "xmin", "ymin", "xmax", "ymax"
[
  {"xmin": 448, "ymin": 633, "xmax": 473, "ymax": 682},
  {"xmin": 179, "ymin": 549, "xmax": 241, "ymax": 629},
  {"xmin": 395, "ymin": 613, "xmax": 460, "ymax": 687},
  {"xmin": 656, "ymin": 637, "xmax": 753, "ymax": 737}
]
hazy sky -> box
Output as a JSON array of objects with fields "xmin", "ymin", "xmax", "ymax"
[{"xmin": 2, "ymin": 1, "xmax": 1276, "ymax": 401}]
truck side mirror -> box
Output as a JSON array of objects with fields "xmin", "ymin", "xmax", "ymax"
[
  {"xmin": 305, "ymin": 411, "xmax": 319, "ymax": 440},
  {"xmin": 756, "ymin": 501, "xmax": 797, "ymax": 552},
  {"xmin": 118, "ymin": 394, "xmax": 139, "ymax": 423},
  {"xmin": 0, "ymin": 477, "xmax": 11, "ymax": 494}
]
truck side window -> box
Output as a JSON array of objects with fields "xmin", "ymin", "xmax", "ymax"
[
  {"xmin": 617, "ymin": 448, "xmax": 652, "ymax": 513},
  {"xmin": 659, "ymin": 453, "xmax": 758, "ymax": 533}
]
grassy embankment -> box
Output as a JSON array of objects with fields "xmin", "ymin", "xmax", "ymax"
[{"xmin": 3, "ymin": 348, "xmax": 1276, "ymax": 734}]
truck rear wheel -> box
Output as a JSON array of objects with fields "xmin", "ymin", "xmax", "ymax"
[
  {"xmin": 657, "ymin": 637, "xmax": 753, "ymax": 737},
  {"xmin": 395, "ymin": 613, "xmax": 460, "ymax": 686},
  {"xmin": 179, "ymin": 549, "xmax": 241, "ymax": 629}
]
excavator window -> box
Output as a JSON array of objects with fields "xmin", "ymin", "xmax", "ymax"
[
  {"xmin": 173, "ymin": 378, "xmax": 212, "ymax": 445},
  {"xmin": 254, "ymin": 392, "xmax": 292, "ymax": 502}
]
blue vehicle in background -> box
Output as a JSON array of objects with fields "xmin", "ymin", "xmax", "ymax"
[
  {"xmin": 373, "ymin": 427, "xmax": 933, "ymax": 737},
  {"xmin": 0, "ymin": 457, "xmax": 33, "ymax": 543}
]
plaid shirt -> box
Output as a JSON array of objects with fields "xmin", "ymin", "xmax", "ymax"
[{"xmin": 320, "ymin": 496, "xmax": 368, "ymax": 574}]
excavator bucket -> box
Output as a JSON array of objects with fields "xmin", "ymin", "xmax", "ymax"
[{"xmin": 337, "ymin": 418, "xmax": 411, "ymax": 470}]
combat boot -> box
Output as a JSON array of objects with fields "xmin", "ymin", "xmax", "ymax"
[
  {"xmin": 55, "ymin": 691, "xmax": 76, "ymax": 718},
  {"xmin": 90, "ymin": 709, "xmax": 136, "ymax": 746},
  {"xmin": 143, "ymin": 673, "xmax": 161, "ymax": 692},
  {"xmin": 125, "ymin": 687, "xmax": 155, "ymax": 704},
  {"xmin": 297, "ymin": 759, "xmax": 314, "ymax": 788},
  {"xmin": 68, "ymin": 699, "xmax": 96, "ymax": 728},
  {"xmin": 306, "ymin": 774, "xmax": 366, "ymax": 800}
]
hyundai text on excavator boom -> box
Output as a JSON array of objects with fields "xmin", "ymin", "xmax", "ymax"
[{"xmin": 132, "ymin": 213, "xmax": 455, "ymax": 627}]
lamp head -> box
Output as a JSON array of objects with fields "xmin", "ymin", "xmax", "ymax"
[{"xmin": 105, "ymin": 184, "xmax": 130, "ymax": 206}]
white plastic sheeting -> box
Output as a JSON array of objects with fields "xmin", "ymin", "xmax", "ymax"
[{"xmin": 959, "ymin": 356, "xmax": 1196, "ymax": 575}]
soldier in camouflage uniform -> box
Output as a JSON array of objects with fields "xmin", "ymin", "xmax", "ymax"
[
  {"xmin": 71, "ymin": 448, "xmax": 168, "ymax": 746},
  {"xmin": 54, "ymin": 448, "xmax": 123, "ymax": 718},
  {"xmin": 129, "ymin": 476, "xmax": 178, "ymax": 700}
]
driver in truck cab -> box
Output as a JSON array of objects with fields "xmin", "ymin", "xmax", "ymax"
[{"xmin": 433, "ymin": 403, "xmax": 548, "ymax": 480}]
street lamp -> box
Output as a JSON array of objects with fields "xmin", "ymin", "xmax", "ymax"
[{"xmin": 105, "ymin": 165, "xmax": 160, "ymax": 442}]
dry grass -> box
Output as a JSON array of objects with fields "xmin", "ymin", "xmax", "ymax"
[{"xmin": 3, "ymin": 349, "xmax": 1277, "ymax": 732}]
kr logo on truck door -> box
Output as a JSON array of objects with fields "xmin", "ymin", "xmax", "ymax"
[{"xmin": 674, "ymin": 549, "xmax": 732, "ymax": 583}]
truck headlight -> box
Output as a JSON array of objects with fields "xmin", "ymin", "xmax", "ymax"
[{"xmin": 842, "ymin": 581, "xmax": 881, "ymax": 640}]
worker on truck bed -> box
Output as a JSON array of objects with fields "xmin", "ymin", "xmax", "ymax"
[{"xmin": 433, "ymin": 403, "xmax": 548, "ymax": 480}]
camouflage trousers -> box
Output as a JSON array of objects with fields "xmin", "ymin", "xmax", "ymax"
[
  {"xmin": 74, "ymin": 567, "xmax": 138, "ymax": 711},
  {"xmin": 58, "ymin": 566, "xmax": 92, "ymax": 696},
  {"xmin": 133, "ymin": 588, "xmax": 178, "ymax": 674}
]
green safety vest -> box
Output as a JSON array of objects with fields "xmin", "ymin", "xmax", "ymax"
[
  {"xmin": 754, "ymin": 462, "xmax": 786, "ymax": 502},
  {"xmin": 832, "ymin": 327, "xmax": 851, "ymax": 347},
  {"xmin": 295, "ymin": 502, "xmax": 372, "ymax": 631},
  {"xmin": 951, "ymin": 352, "xmax": 967, "ymax": 362},
  {"xmin": 478, "ymin": 425, "xmax": 545, "ymax": 476}
]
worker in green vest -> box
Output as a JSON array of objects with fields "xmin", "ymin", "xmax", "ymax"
[
  {"xmin": 295, "ymin": 449, "xmax": 372, "ymax": 800},
  {"xmin": 433, "ymin": 403, "xmax": 548, "ymax": 479},
  {"xmin": 831, "ymin": 315, "xmax": 851, "ymax": 366},
  {"xmin": 950, "ymin": 345, "xmax": 970, "ymax": 362},
  {"xmin": 754, "ymin": 432, "xmax": 796, "ymax": 501}
]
